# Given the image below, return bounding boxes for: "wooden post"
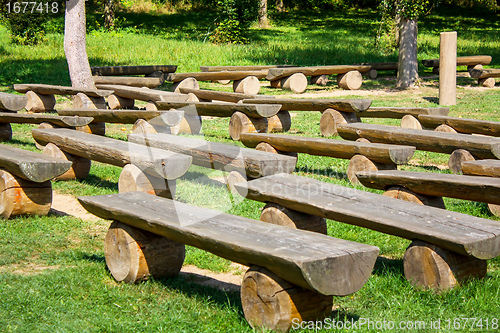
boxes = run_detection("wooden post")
[42,143,91,180]
[25,91,56,112]
[233,76,260,95]
[347,155,396,185]
[0,123,12,142]
[261,203,327,234]
[105,221,185,283]
[439,31,457,106]
[229,111,268,140]
[118,164,176,199]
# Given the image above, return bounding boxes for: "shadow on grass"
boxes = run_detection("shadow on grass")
[83,253,106,264]
[81,174,119,192]
[0,57,70,87]
[372,256,404,277]
[295,165,348,180]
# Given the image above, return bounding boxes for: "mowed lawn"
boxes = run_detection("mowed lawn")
[1,5,500,332]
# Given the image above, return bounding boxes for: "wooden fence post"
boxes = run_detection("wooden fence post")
[439,31,457,106]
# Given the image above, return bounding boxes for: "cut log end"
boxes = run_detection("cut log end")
[261,203,327,234]
[310,75,329,86]
[108,94,135,110]
[401,115,422,130]
[281,73,308,94]
[241,266,333,332]
[105,221,185,283]
[270,79,282,89]
[172,77,199,93]
[449,149,475,174]
[435,124,457,133]
[0,123,12,142]
[229,111,268,141]
[337,71,363,90]
[347,155,396,185]
[233,76,260,95]
[73,93,106,109]
[119,164,176,199]
[170,115,202,135]
[383,186,446,209]
[34,123,58,150]
[76,122,106,136]
[488,203,500,218]
[365,69,378,80]
[25,91,56,113]
[320,109,360,137]
[255,142,299,160]
[267,111,291,133]
[42,143,91,180]
[226,170,247,198]
[478,77,496,88]
[404,240,487,291]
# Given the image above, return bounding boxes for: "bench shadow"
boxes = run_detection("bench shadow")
[422,96,439,104]
[371,256,404,277]
[79,175,119,192]
[82,253,106,264]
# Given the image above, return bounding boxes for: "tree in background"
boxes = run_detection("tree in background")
[210,0,259,44]
[104,0,116,30]
[259,0,269,28]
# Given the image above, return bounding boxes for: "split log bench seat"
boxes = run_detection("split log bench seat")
[179,87,275,103]
[31,128,192,198]
[413,114,500,136]
[266,65,372,93]
[93,76,163,88]
[235,173,500,291]
[355,62,399,79]
[0,144,72,219]
[422,55,492,76]
[355,170,500,214]
[0,91,28,112]
[78,191,379,332]
[462,159,500,217]
[0,112,94,142]
[91,65,177,77]
[95,84,197,110]
[200,65,293,72]
[470,68,499,88]
[154,101,282,139]
[13,84,114,112]
[337,123,500,174]
[165,70,269,95]
[128,132,297,192]
[239,132,416,185]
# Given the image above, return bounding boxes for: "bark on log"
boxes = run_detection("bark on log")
[241,98,371,113]
[156,101,281,118]
[261,203,327,234]
[470,68,500,79]
[320,109,360,137]
[400,115,422,130]
[119,164,176,199]
[267,111,291,133]
[347,154,396,185]
[229,112,268,140]
[448,149,475,174]
[0,123,12,142]
[172,77,200,93]
[418,115,500,137]
[93,76,162,88]
[357,107,449,119]
[422,55,492,68]
[281,73,308,94]
[0,91,28,112]
[461,159,500,178]
[337,71,363,90]
[42,143,91,180]
[107,94,135,110]
[382,186,445,209]
[25,91,56,112]
[233,76,260,95]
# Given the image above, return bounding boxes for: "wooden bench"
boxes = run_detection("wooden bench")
[93,76,163,88]
[0,144,72,219]
[235,173,500,291]
[337,123,500,174]
[470,68,499,88]
[78,191,379,332]
[413,114,500,136]
[239,132,415,185]
[422,55,492,75]
[462,159,500,217]
[200,65,292,72]
[353,62,399,79]
[356,169,500,211]
[266,65,372,93]
[13,84,114,112]
[0,91,27,112]
[91,65,177,77]
[179,88,275,103]
[31,128,192,198]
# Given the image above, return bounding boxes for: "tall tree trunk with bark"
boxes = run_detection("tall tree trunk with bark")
[64,0,94,89]
[104,0,115,30]
[259,0,269,28]
[396,17,418,89]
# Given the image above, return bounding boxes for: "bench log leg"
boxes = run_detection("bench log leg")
[281,73,308,94]
[105,221,185,283]
[35,123,60,150]
[478,77,495,88]
[229,111,268,141]
[119,164,176,199]
[365,69,378,80]
[267,110,291,133]
[435,124,457,133]
[320,108,360,137]
[448,149,475,174]
[270,79,282,89]
[108,94,134,110]
[233,76,260,95]
[383,186,445,209]
[25,91,56,112]
[400,115,422,130]
[310,75,329,86]
[404,240,487,291]
[255,142,299,159]
[488,203,500,218]
[76,122,106,136]
[337,71,362,90]
[42,143,91,180]
[172,78,199,93]
[73,93,106,109]
[226,170,247,197]
[467,64,482,75]
[0,123,12,142]
[0,169,52,219]
[241,266,333,332]
[131,119,171,135]
[261,203,327,234]
[212,79,230,85]
[347,155,396,186]
[170,115,202,135]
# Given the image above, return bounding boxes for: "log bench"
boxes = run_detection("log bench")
[93,76,163,88]
[165,70,268,95]
[266,65,372,93]
[470,68,500,88]
[462,159,500,217]
[413,114,500,136]
[0,144,72,219]
[422,55,492,76]
[78,191,379,332]
[235,173,500,291]
[0,112,94,142]
[355,62,399,79]
[91,65,177,77]
[337,123,500,174]
[239,132,416,185]
[31,128,192,198]
[13,84,114,112]
[179,87,275,103]
[356,169,500,213]
[0,91,28,112]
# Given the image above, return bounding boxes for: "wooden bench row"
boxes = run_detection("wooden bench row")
[462,159,500,216]
[470,68,499,88]
[0,91,27,112]
[91,65,177,77]
[401,114,500,137]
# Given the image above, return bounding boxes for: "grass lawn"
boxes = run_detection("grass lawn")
[1,5,500,332]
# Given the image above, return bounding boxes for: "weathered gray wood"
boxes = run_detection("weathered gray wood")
[235,173,500,259]
[470,68,500,79]
[128,133,297,178]
[31,128,192,179]
[57,109,184,126]
[93,76,162,88]
[418,115,500,137]
[241,97,371,113]
[356,170,500,205]
[166,70,268,82]
[357,107,449,119]
[461,159,500,178]
[91,65,177,76]
[0,92,27,112]
[266,65,371,81]
[239,133,415,165]
[179,88,275,103]
[78,191,379,296]
[422,55,492,68]
[0,144,72,182]
[95,84,191,102]
[200,65,292,72]
[13,84,113,98]
[155,101,281,118]
[337,123,500,159]
[0,112,93,127]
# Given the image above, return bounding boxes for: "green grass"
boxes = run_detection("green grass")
[1,6,500,332]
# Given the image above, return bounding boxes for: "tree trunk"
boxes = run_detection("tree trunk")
[396,17,418,89]
[64,0,95,89]
[104,0,115,30]
[259,0,269,28]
